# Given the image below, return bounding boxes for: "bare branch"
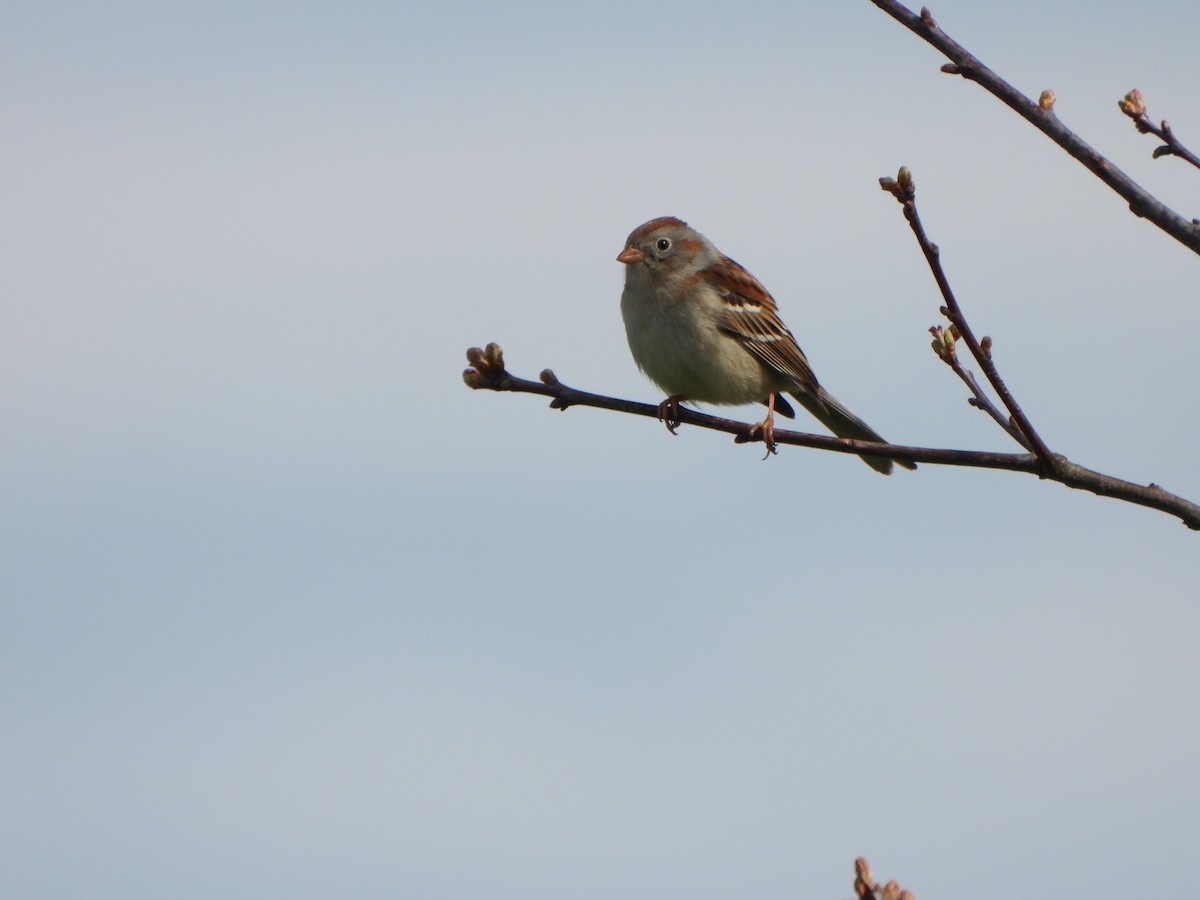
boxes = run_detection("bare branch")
[929,325,1032,451]
[880,167,1054,465]
[1119,89,1200,172]
[866,1,1200,255]
[463,345,1200,530]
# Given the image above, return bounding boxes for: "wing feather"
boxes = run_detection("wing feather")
[699,256,821,393]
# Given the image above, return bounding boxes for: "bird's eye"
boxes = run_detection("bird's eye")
[655,238,671,253]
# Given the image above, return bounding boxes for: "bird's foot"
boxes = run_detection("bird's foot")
[657,395,687,434]
[748,393,782,459]
[747,417,778,459]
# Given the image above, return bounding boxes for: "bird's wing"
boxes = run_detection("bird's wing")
[699,256,821,393]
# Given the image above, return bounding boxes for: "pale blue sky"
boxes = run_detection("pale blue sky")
[2,1,1198,897]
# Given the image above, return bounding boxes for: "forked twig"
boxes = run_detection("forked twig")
[1118,89,1200,172]
[880,167,1053,464]
[929,325,1031,451]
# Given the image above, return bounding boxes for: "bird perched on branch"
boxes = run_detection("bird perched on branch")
[617,216,914,474]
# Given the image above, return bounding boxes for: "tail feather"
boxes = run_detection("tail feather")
[790,388,916,475]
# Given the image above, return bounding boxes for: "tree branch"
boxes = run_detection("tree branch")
[929,324,1032,451]
[1118,89,1200,172]
[880,167,1054,464]
[866,1,1200,255]
[463,344,1200,530]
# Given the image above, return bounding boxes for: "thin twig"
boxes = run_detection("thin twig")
[1118,89,1200,172]
[463,345,1200,530]
[881,168,1055,466]
[866,1,1200,255]
[929,325,1032,451]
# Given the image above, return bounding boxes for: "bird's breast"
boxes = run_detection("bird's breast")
[620,281,774,405]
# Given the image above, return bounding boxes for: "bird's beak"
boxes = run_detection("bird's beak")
[616,245,644,265]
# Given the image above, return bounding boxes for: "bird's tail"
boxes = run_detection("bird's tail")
[790,388,916,475]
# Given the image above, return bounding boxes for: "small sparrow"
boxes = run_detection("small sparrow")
[617,216,915,474]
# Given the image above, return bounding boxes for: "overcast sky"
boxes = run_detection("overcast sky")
[3,1,1199,897]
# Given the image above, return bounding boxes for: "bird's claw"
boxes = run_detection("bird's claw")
[747,418,778,459]
[657,395,686,435]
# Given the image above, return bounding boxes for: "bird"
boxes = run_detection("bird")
[617,216,915,474]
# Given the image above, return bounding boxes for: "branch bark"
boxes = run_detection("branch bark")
[866,1,1200,255]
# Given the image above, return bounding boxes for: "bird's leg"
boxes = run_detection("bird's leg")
[748,393,779,457]
[657,395,686,434]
